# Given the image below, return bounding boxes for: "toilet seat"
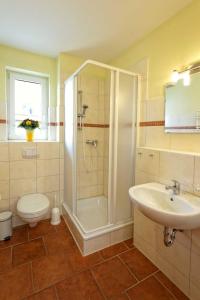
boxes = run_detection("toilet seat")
[17,193,49,219]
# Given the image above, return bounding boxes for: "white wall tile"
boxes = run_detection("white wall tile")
[194,156,200,192]
[37,159,59,177]
[135,171,156,185]
[146,127,171,149]
[10,178,36,198]
[0,143,9,161]
[10,160,36,179]
[134,147,199,297]
[37,142,59,159]
[136,148,159,176]
[138,127,146,147]
[139,101,147,122]
[146,98,164,121]
[59,159,64,175]
[60,175,64,191]
[59,142,64,158]
[134,213,190,297]
[0,180,9,199]
[0,162,9,180]
[45,191,60,209]
[0,140,62,225]
[0,124,7,141]
[9,142,36,161]
[159,151,194,187]
[0,199,9,211]
[37,175,59,193]
[190,281,200,300]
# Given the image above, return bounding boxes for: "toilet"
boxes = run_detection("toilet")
[17,193,50,228]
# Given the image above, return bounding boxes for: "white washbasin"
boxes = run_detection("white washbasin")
[129,182,200,230]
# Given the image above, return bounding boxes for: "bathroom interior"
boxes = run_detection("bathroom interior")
[0,0,200,299]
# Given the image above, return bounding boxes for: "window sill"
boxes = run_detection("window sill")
[1,140,59,143]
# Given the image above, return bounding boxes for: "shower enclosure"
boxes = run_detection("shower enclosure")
[63,60,139,254]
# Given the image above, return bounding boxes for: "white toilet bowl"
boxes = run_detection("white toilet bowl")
[17,193,50,227]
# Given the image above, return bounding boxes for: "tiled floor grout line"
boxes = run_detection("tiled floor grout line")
[41,235,48,256]
[153,274,181,300]
[28,265,108,300]
[28,231,56,242]
[125,290,132,300]
[0,220,189,300]
[89,269,107,300]
[27,228,30,241]
[100,246,131,261]
[98,249,105,261]
[117,255,139,283]
[2,225,132,278]
[0,228,29,250]
[124,269,160,293]
[89,247,134,270]
[54,285,60,300]
[30,261,35,294]
[10,245,13,266]
[29,276,70,296]
[36,265,105,295]
[122,241,129,250]
[0,241,15,249]
[28,264,104,297]
[90,254,115,268]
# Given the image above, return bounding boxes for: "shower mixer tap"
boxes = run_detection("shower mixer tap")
[86,139,98,147]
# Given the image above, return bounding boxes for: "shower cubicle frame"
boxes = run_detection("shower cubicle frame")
[63,59,140,246]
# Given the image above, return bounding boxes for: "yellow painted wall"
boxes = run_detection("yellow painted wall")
[0,44,57,106]
[58,53,109,86]
[111,0,200,97]
[111,0,200,152]
[58,53,85,84]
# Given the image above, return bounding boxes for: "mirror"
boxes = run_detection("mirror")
[165,71,200,133]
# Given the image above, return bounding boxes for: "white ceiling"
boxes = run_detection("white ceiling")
[0,0,192,61]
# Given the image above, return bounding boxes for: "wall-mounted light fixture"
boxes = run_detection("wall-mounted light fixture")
[171,62,200,86]
[171,70,179,83]
[171,69,190,86]
[183,70,190,86]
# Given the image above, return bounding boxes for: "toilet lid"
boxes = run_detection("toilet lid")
[17,193,50,217]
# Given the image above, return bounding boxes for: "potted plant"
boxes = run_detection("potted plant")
[18,119,39,142]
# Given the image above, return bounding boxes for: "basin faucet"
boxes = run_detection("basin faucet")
[165,180,180,195]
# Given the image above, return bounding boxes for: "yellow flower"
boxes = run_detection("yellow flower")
[26,120,31,126]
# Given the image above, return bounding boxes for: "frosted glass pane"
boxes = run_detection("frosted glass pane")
[64,77,76,212]
[115,73,136,222]
[15,80,42,119]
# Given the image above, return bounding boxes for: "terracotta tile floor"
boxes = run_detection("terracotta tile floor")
[0,218,189,300]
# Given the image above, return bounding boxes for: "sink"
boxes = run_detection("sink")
[129,182,200,230]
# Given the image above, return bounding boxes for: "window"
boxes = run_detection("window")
[7,70,49,140]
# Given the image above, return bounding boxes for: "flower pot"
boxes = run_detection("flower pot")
[26,130,34,142]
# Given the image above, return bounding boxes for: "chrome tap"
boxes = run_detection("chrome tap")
[86,139,98,148]
[165,180,180,195]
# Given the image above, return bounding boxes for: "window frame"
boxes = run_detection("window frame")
[7,70,49,140]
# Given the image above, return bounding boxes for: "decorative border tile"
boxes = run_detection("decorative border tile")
[140,121,165,127]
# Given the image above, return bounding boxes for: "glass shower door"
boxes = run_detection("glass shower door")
[64,76,77,212]
[114,72,137,223]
